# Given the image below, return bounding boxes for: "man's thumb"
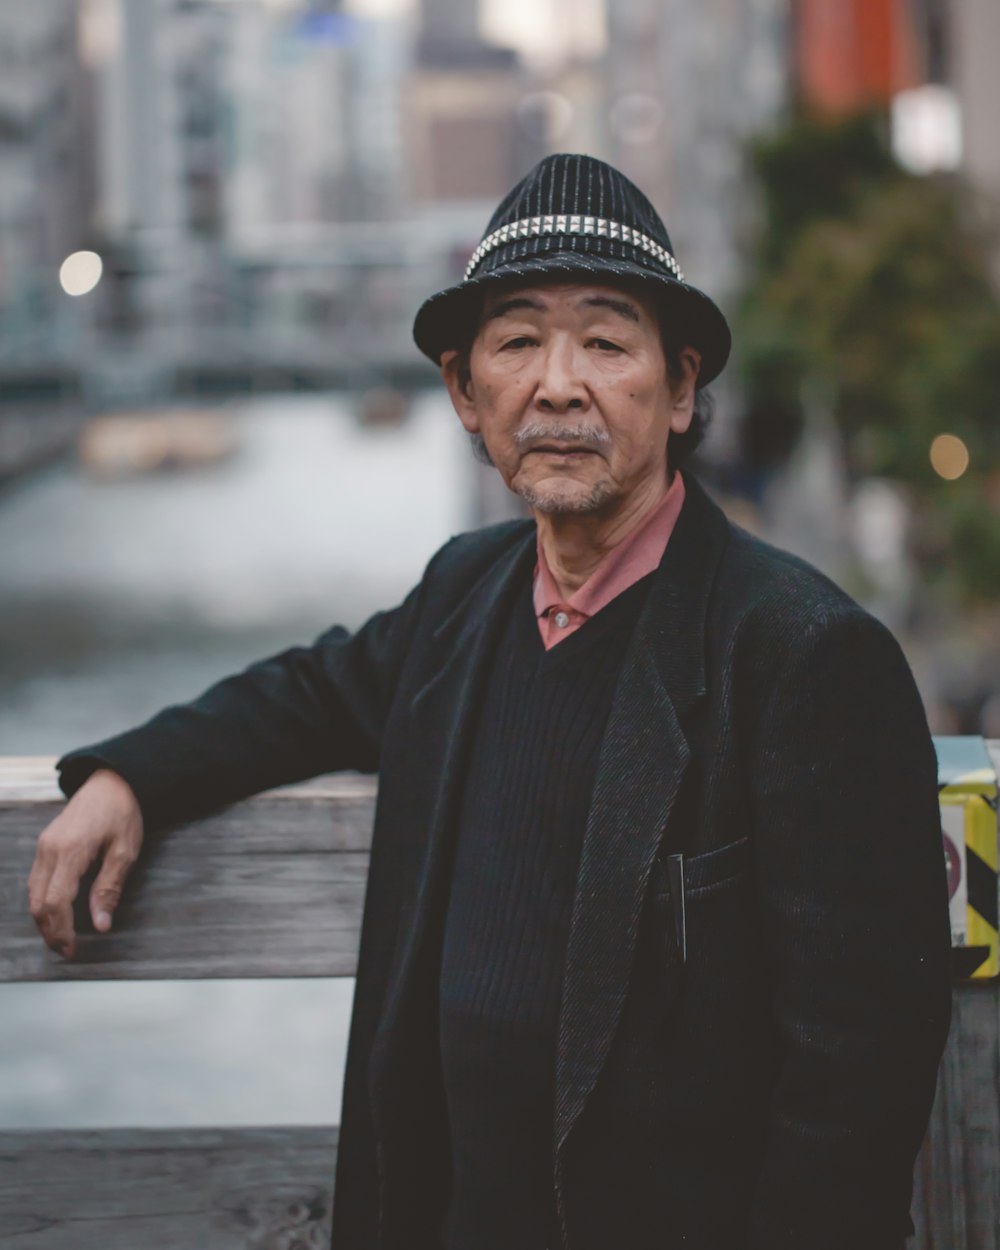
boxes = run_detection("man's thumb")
[90,871,124,933]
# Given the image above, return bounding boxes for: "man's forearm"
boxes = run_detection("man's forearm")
[57,583,425,831]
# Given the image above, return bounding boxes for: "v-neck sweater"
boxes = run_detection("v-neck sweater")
[437,559,654,1250]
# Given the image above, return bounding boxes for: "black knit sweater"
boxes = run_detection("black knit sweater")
[437,565,653,1250]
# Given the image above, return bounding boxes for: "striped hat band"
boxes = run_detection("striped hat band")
[466,215,685,283]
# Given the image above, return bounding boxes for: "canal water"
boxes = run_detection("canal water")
[0,392,474,1128]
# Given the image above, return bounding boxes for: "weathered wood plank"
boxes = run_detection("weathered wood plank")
[1,759,376,981]
[912,984,1000,1249]
[0,1126,337,1250]
[955,986,1000,1249]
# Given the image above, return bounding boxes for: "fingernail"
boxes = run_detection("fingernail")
[95,911,112,931]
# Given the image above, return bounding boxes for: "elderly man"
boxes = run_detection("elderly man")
[29,154,950,1250]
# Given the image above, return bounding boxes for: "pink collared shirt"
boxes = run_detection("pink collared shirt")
[532,470,686,649]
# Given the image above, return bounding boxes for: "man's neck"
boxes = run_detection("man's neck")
[534,472,674,597]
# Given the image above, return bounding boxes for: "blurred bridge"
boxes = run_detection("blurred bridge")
[0,216,481,486]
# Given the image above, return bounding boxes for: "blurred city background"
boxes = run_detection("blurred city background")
[2,0,998,1131]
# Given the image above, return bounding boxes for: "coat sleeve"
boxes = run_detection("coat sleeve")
[55,571,430,834]
[746,609,952,1250]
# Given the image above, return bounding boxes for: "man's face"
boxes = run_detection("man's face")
[441,281,700,517]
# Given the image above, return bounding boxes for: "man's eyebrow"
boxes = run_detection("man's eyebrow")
[580,296,640,322]
[480,293,642,324]
[483,296,546,323]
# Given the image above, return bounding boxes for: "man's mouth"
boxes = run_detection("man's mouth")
[528,444,598,457]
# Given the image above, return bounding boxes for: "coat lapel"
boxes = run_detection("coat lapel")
[553,470,730,1161]
[371,523,535,1064]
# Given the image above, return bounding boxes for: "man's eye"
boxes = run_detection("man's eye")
[591,338,623,352]
[501,336,535,349]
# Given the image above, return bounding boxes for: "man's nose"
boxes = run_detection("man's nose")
[535,341,588,413]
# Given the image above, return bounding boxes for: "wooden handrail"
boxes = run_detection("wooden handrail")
[1,759,377,982]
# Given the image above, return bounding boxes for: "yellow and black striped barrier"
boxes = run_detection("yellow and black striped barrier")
[935,736,999,979]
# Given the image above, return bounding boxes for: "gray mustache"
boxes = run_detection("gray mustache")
[513,422,611,450]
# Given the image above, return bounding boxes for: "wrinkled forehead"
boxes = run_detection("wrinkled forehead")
[477,276,661,327]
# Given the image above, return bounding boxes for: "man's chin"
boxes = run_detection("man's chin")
[514,477,616,516]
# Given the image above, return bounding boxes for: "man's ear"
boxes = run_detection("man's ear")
[668,346,702,435]
[440,350,481,435]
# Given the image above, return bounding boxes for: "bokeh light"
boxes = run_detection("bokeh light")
[58,250,103,297]
[930,433,970,480]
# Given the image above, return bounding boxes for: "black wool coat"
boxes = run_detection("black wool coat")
[58,468,952,1250]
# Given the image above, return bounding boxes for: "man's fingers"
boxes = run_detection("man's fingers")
[27,833,73,956]
[26,838,57,929]
[37,855,88,957]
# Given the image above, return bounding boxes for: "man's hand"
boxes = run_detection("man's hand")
[27,768,144,959]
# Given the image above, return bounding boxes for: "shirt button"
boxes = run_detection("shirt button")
[554,611,570,628]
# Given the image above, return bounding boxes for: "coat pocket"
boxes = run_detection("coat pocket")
[681,834,751,897]
[649,834,751,925]
[649,835,752,980]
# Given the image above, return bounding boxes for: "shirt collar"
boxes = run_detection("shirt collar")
[532,469,687,622]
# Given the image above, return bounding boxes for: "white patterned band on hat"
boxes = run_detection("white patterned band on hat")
[464,215,686,283]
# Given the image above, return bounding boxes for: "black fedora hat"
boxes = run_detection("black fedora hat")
[412,152,731,387]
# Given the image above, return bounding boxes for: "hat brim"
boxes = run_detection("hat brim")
[412,253,731,388]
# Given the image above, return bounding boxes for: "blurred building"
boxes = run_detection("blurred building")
[604,0,789,304]
[419,0,483,60]
[96,0,228,241]
[601,0,790,466]
[76,0,436,392]
[0,3,95,344]
[406,0,524,204]
[946,0,1000,275]
[224,5,411,233]
[792,0,920,113]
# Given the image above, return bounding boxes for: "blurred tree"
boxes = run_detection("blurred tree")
[737,110,1000,605]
